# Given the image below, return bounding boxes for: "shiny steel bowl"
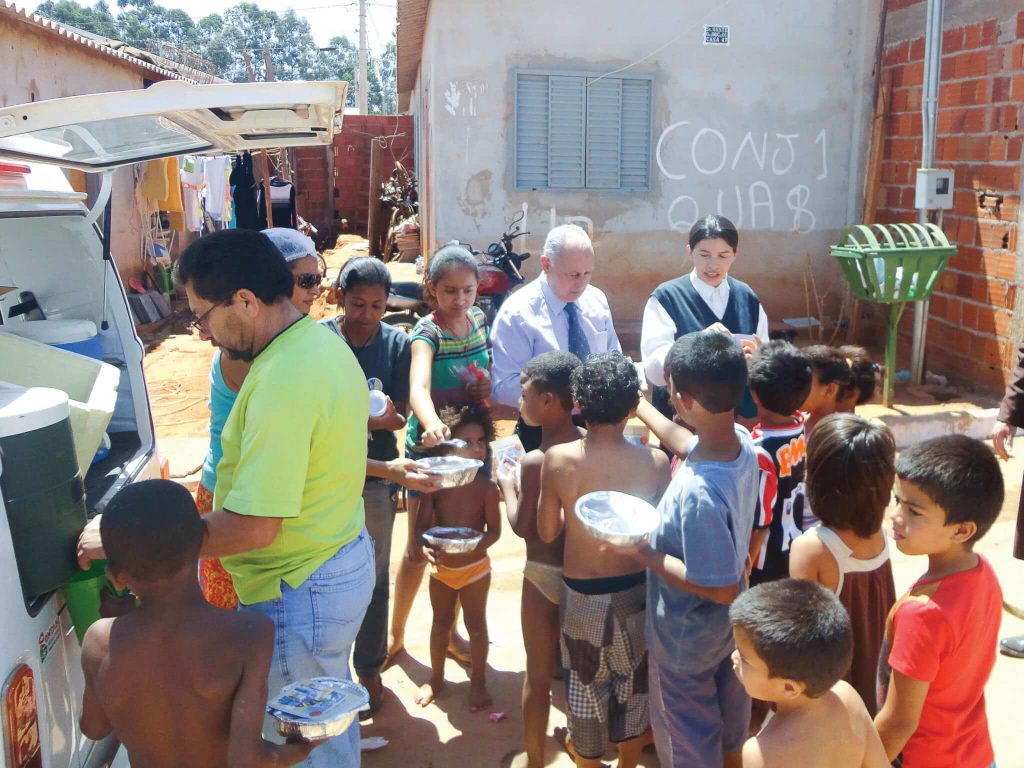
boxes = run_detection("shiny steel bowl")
[270,679,368,741]
[415,456,483,488]
[423,526,484,553]
[574,491,660,547]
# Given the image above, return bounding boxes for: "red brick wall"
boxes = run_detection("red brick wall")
[874,7,1023,392]
[292,115,415,239]
[293,145,332,234]
[331,115,415,234]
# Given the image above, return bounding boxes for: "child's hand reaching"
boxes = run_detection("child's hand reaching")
[465,366,491,401]
[419,421,452,447]
[495,458,519,495]
[421,545,439,565]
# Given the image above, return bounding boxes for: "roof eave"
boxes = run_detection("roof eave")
[396,0,429,112]
[0,0,200,83]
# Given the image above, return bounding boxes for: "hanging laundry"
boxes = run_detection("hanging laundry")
[140,159,169,201]
[230,152,261,230]
[180,156,205,233]
[203,155,231,222]
[156,157,186,232]
[258,176,298,229]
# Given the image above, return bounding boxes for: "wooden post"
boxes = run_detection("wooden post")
[848,69,892,344]
[366,139,389,256]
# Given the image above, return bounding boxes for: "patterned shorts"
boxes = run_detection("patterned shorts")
[560,579,649,760]
[195,484,238,611]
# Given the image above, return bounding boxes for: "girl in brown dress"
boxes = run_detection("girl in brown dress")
[790,413,897,716]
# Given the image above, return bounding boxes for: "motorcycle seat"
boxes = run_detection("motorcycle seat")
[390,281,423,300]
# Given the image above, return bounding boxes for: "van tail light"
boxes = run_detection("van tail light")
[2,664,43,768]
[0,163,30,176]
[159,457,171,480]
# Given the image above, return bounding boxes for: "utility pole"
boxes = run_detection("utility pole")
[244,48,275,229]
[358,0,368,114]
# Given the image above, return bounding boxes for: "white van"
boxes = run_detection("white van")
[0,80,344,768]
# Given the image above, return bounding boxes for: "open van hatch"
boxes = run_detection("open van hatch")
[0,80,346,171]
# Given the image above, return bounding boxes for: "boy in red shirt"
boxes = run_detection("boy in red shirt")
[876,435,1004,768]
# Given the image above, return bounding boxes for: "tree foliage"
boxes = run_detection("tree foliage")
[33,0,396,112]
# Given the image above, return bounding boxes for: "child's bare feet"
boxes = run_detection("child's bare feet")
[468,683,492,712]
[415,679,443,707]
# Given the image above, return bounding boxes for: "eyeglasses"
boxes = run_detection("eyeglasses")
[294,272,325,290]
[186,300,229,334]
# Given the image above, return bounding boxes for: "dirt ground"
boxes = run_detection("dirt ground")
[143,236,1023,767]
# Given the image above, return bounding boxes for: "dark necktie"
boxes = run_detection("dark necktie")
[565,302,591,360]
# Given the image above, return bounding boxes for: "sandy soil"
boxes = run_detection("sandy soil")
[143,235,1023,768]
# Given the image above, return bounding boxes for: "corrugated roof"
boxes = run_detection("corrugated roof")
[396,0,428,112]
[0,0,199,83]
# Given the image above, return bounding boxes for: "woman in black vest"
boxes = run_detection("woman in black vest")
[640,214,768,419]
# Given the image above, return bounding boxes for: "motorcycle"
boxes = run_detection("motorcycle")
[383,211,531,332]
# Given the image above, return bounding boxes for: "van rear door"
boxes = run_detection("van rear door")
[0,80,346,170]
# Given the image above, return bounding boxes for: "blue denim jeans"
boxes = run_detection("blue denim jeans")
[241,528,375,768]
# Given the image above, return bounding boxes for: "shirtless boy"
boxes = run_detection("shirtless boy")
[414,404,502,711]
[497,351,584,768]
[79,480,319,768]
[538,352,671,768]
[729,578,888,768]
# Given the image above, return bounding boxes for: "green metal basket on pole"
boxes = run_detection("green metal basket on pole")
[830,223,956,406]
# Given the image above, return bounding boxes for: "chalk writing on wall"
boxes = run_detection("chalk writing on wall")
[444,80,488,117]
[511,202,594,251]
[656,123,829,233]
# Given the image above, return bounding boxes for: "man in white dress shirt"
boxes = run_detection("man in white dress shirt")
[490,224,620,448]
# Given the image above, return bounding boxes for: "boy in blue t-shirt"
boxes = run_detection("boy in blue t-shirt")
[608,332,761,768]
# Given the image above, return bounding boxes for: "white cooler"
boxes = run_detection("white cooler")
[0,333,119,474]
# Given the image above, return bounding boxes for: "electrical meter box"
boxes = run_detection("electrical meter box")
[914,168,954,210]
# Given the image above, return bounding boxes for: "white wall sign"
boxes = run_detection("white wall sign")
[704,25,730,45]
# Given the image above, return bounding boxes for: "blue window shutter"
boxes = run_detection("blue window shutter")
[585,78,622,189]
[619,78,652,190]
[515,73,549,189]
[547,76,586,188]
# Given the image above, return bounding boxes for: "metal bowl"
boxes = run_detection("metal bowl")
[269,678,368,741]
[423,526,484,553]
[574,491,660,547]
[415,456,483,488]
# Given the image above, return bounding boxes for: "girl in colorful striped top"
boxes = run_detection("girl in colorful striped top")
[405,245,492,451]
[389,245,492,665]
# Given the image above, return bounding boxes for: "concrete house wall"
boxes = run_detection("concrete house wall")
[407,0,885,349]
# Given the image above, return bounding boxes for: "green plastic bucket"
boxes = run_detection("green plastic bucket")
[63,562,107,643]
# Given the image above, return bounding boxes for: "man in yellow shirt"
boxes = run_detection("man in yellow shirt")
[188,230,376,766]
[180,230,372,767]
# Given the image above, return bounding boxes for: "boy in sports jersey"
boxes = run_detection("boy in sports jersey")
[746,341,812,586]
